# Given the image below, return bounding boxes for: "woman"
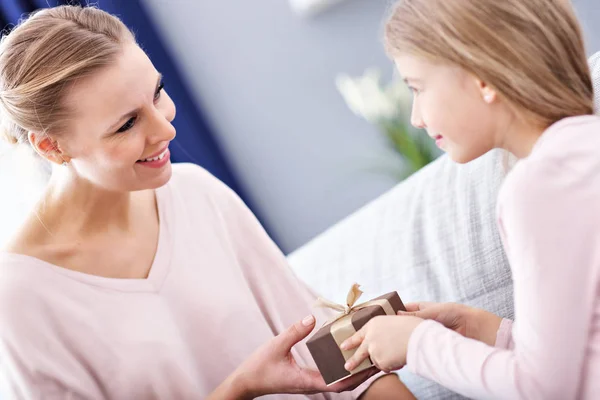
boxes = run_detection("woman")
[0,5,411,399]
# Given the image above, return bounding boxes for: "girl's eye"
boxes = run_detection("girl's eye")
[154,81,164,101]
[117,116,137,133]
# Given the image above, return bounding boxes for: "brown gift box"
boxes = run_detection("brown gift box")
[306,285,406,385]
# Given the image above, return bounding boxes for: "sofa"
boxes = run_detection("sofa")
[288,149,516,399]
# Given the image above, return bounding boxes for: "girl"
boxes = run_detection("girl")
[342,0,600,399]
[0,5,412,399]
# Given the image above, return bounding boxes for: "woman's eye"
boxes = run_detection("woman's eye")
[154,81,165,101]
[117,117,137,133]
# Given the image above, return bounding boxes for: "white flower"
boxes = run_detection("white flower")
[385,75,413,120]
[335,68,412,123]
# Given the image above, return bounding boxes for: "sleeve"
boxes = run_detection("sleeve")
[213,180,384,400]
[494,318,514,350]
[406,160,599,399]
[0,317,98,400]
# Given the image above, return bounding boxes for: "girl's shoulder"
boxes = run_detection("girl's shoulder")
[499,115,600,212]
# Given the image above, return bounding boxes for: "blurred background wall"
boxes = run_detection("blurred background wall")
[142,0,600,252]
[1,0,598,253]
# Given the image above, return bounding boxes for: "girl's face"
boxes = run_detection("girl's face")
[394,53,506,163]
[37,42,177,192]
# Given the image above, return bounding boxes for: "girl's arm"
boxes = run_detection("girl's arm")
[405,158,598,399]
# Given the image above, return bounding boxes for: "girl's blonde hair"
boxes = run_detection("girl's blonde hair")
[0,5,135,145]
[384,0,594,127]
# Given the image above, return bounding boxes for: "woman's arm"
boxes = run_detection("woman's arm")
[205,372,249,400]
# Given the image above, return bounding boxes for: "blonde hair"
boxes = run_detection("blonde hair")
[384,0,594,128]
[0,5,135,146]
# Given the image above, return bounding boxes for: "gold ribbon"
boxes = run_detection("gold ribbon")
[314,283,396,385]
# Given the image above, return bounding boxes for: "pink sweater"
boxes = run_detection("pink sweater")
[0,164,373,399]
[407,115,600,399]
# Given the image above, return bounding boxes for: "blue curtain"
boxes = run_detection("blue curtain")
[0,0,276,241]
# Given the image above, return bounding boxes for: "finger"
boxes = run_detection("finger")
[344,341,370,372]
[397,310,418,316]
[404,302,435,312]
[340,329,365,351]
[275,315,316,354]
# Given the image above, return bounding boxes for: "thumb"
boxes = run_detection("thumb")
[404,302,436,312]
[399,302,441,319]
[275,315,316,354]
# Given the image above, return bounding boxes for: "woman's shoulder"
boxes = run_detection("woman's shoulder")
[164,162,247,214]
[0,253,51,323]
[169,162,220,186]
[168,163,235,197]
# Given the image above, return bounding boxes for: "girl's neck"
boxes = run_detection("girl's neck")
[499,115,548,159]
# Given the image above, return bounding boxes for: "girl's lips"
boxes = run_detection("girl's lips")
[434,135,444,147]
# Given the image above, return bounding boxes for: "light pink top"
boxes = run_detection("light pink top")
[0,164,372,399]
[407,115,600,399]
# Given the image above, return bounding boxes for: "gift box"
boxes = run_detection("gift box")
[306,284,406,385]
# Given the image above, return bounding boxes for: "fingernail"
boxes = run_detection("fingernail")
[344,361,352,371]
[302,315,315,326]
[340,341,348,350]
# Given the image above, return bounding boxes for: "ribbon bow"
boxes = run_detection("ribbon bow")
[314,283,370,326]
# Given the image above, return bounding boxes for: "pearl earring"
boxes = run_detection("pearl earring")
[484,94,494,103]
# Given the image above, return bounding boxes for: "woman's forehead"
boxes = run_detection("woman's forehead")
[64,44,158,128]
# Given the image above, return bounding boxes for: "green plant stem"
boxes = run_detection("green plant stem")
[381,122,432,177]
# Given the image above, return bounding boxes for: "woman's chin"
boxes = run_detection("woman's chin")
[148,163,173,189]
[129,162,173,192]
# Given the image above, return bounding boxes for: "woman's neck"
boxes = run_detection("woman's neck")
[38,168,150,238]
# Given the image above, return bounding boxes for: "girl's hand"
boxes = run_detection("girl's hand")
[340,315,423,373]
[231,315,378,399]
[401,302,503,346]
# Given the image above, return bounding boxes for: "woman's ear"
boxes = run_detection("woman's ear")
[28,131,70,165]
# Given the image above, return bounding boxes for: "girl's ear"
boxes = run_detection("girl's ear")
[475,78,497,104]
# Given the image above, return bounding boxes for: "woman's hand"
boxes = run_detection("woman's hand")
[400,302,503,346]
[214,315,379,400]
[340,315,424,373]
